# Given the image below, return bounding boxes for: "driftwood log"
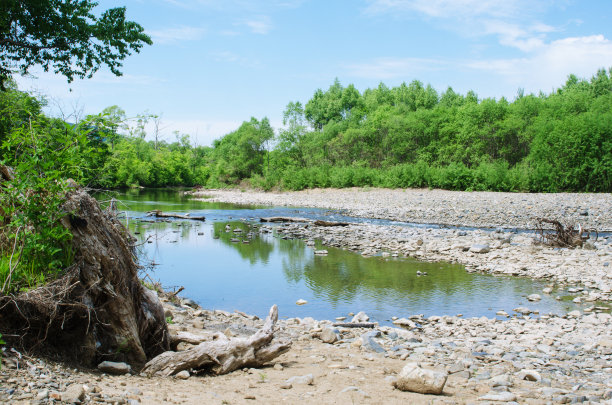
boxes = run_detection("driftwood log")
[146,210,206,221]
[260,217,309,223]
[143,305,291,376]
[314,220,350,227]
[333,322,376,328]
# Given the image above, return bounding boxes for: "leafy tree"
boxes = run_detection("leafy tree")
[0,0,152,89]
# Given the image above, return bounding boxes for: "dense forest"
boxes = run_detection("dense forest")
[1,68,611,195]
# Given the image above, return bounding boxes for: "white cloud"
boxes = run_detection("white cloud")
[242,16,273,34]
[148,26,206,44]
[345,57,449,79]
[466,35,612,93]
[211,51,261,68]
[364,0,554,53]
[364,0,530,20]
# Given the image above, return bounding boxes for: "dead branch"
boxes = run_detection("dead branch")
[142,305,291,376]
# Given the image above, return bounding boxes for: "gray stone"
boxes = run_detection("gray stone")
[182,298,198,308]
[489,374,513,387]
[175,370,190,380]
[392,362,447,395]
[517,369,541,382]
[61,384,85,403]
[361,331,385,353]
[527,294,542,302]
[286,374,314,385]
[479,391,517,401]
[351,311,370,323]
[320,327,338,344]
[470,244,490,254]
[296,299,308,305]
[97,361,131,375]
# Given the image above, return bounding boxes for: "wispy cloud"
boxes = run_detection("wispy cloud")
[211,51,262,68]
[345,57,449,79]
[364,0,554,53]
[466,35,612,92]
[364,0,531,20]
[148,26,206,44]
[240,16,273,34]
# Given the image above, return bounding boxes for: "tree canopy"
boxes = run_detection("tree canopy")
[0,0,152,89]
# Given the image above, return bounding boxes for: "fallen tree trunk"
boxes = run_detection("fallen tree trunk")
[147,210,206,221]
[260,217,309,223]
[314,220,350,227]
[143,305,291,376]
[333,322,376,328]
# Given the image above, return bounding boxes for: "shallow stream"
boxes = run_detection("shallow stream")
[99,189,578,324]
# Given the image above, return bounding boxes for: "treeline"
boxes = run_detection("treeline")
[1,69,611,193]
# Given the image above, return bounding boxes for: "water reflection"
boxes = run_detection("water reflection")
[99,189,579,322]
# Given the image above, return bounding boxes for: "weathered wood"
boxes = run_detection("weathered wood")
[332,322,377,328]
[169,331,220,350]
[146,210,206,221]
[260,217,309,223]
[314,220,350,227]
[142,305,291,376]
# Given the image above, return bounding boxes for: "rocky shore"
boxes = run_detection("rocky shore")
[1,188,611,404]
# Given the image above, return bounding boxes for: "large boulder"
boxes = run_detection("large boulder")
[393,362,448,395]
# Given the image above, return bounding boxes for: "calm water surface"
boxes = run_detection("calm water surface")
[99,189,578,323]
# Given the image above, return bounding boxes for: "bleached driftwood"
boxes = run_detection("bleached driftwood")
[169,331,219,350]
[143,305,291,376]
[146,210,206,221]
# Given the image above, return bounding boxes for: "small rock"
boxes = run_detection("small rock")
[351,311,370,323]
[286,374,314,385]
[175,370,190,380]
[97,361,132,375]
[314,250,328,255]
[470,244,490,254]
[392,318,416,329]
[517,369,542,382]
[320,327,338,344]
[36,389,49,400]
[279,382,292,389]
[393,362,447,395]
[61,384,85,403]
[527,294,542,302]
[296,299,308,306]
[567,310,581,318]
[182,298,198,308]
[361,331,385,353]
[479,391,517,401]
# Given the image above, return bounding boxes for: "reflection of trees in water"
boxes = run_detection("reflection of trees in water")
[280,246,518,307]
[213,222,274,265]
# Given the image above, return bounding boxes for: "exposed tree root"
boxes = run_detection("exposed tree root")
[535,217,598,248]
[143,305,291,377]
[0,188,170,368]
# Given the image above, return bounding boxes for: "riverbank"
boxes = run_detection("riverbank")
[1,188,611,404]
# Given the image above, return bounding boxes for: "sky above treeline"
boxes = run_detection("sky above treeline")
[15,0,612,146]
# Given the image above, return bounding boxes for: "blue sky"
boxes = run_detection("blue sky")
[15,0,612,146]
